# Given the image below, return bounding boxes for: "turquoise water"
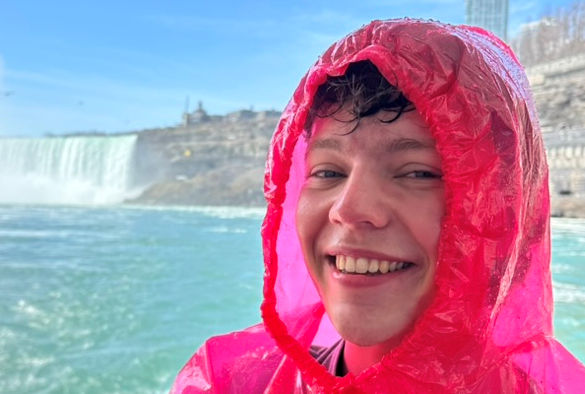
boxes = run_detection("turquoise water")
[550,218,585,360]
[0,206,583,393]
[0,205,264,394]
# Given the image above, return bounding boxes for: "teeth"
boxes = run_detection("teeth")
[334,255,411,275]
[379,260,389,274]
[345,256,356,273]
[336,255,345,271]
[356,258,368,273]
[368,259,379,273]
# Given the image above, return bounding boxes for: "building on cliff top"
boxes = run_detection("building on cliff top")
[182,100,210,126]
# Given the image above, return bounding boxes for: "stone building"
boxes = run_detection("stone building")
[182,101,210,126]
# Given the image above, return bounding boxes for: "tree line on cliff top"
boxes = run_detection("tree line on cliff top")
[511,0,585,66]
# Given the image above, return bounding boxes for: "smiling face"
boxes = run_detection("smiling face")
[296,107,444,350]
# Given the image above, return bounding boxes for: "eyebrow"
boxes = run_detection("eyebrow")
[308,138,342,152]
[385,138,435,153]
[307,137,435,155]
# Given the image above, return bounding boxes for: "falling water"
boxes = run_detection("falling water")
[0,134,138,204]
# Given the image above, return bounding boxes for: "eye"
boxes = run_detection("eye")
[403,170,442,179]
[311,169,345,179]
[396,169,443,180]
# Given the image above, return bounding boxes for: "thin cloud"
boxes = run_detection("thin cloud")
[3,66,253,135]
[144,12,283,39]
[8,68,186,104]
[290,9,364,28]
[146,13,232,31]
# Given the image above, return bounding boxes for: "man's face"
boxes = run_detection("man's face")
[296,107,444,348]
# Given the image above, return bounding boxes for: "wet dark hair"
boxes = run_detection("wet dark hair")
[304,60,414,136]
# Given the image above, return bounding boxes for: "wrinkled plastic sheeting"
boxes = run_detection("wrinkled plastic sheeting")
[172,19,585,393]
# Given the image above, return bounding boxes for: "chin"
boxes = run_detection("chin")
[330,307,411,348]
[340,324,408,347]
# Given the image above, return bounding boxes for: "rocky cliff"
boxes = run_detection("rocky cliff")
[527,55,585,217]
[527,55,585,131]
[127,109,278,206]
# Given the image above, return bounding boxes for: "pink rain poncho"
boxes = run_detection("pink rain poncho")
[172,19,585,393]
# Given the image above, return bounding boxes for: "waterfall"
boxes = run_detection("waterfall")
[0,134,138,205]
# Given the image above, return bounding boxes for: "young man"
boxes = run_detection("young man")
[297,60,443,377]
[172,20,585,392]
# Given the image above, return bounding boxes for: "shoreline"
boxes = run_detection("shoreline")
[3,199,584,219]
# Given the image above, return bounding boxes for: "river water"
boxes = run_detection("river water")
[0,205,583,393]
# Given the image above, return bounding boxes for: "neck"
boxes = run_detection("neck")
[343,336,402,375]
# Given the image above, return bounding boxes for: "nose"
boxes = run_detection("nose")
[328,171,393,228]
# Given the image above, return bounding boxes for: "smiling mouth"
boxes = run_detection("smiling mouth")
[331,255,414,275]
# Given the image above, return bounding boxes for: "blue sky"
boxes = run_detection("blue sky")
[0,0,577,136]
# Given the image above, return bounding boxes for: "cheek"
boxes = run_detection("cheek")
[408,190,445,260]
[430,191,445,243]
[295,190,320,256]
[296,188,332,234]
[295,190,332,277]
[426,198,444,242]
[295,192,310,242]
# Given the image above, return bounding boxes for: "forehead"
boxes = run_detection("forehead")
[307,109,436,155]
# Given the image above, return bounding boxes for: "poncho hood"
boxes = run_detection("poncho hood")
[173,19,585,393]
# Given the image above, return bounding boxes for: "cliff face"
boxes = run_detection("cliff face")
[127,110,278,206]
[526,56,585,217]
[527,55,585,131]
